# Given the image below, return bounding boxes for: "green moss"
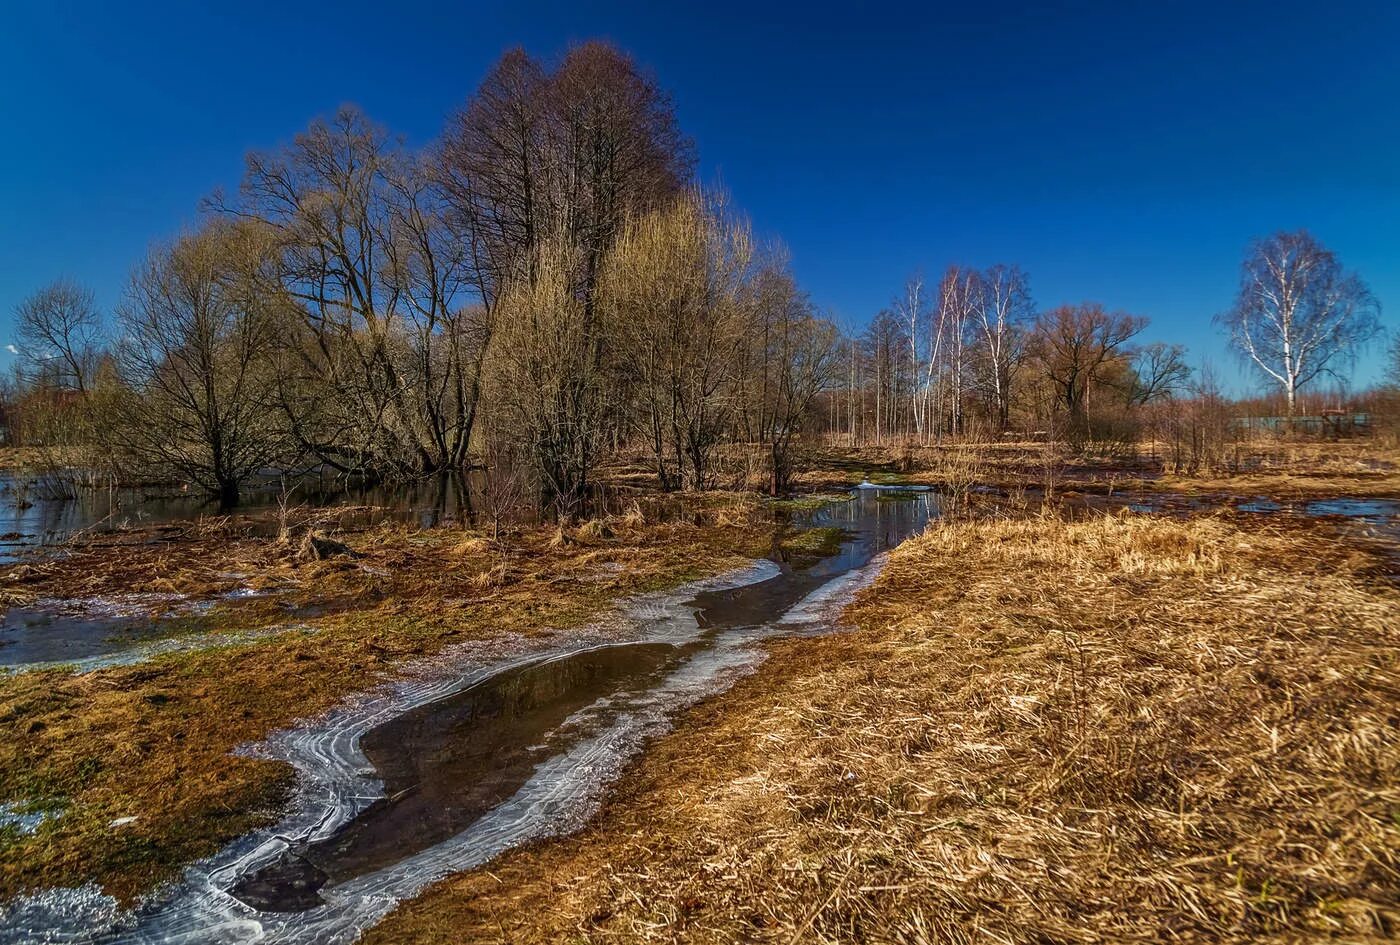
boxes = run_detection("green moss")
[766,493,852,512]
[780,526,845,558]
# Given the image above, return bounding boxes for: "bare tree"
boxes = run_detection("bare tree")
[749,263,839,493]
[1034,303,1147,428]
[894,274,929,438]
[13,279,103,394]
[601,190,750,489]
[115,221,289,506]
[1127,342,1191,406]
[860,311,907,445]
[934,267,978,438]
[1217,230,1380,416]
[971,264,1034,430]
[437,48,551,310]
[222,106,480,478]
[485,238,607,518]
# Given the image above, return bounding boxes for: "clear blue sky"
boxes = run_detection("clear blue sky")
[2,0,1397,391]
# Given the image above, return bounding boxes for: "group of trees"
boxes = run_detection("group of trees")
[819,229,1382,448]
[6,43,840,512]
[826,267,1190,444]
[6,43,1388,509]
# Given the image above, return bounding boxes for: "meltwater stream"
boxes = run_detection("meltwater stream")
[2,488,934,945]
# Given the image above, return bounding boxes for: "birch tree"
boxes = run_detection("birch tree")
[972,264,1033,430]
[934,267,978,437]
[894,274,929,438]
[1218,230,1380,416]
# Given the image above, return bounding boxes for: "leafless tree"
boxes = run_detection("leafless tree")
[934,267,978,438]
[115,220,290,506]
[1034,303,1147,428]
[971,264,1033,430]
[221,106,480,478]
[1127,342,1191,405]
[601,190,751,489]
[485,238,608,518]
[1217,230,1380,416]
[748,262,839,493]
[13,279,104,394]
[860,311,907,445]
[894,274,929,438]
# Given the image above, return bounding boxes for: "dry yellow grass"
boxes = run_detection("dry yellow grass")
[798,440,1400,501]
[368,511,1400,944]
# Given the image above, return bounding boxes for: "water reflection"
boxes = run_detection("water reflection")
[227,488,933,913]
[0,472,493,558]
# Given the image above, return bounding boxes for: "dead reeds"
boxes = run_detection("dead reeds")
[367,511,1400,944]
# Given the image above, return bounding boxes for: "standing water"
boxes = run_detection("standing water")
[1,488,934,945]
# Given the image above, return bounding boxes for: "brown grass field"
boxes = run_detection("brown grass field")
[0,501,771,901]
[367,510,1400,944]
[796,439,1400,500]
[2,442,1399,940]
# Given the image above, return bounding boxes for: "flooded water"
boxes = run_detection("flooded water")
[0,604,169,668]
[1238,496,1400,524]
[0,472,489,560]
[228,643,683,911]
[225,490,933,915]
[0,489,933,943]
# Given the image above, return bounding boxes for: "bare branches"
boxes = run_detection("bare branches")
[114,220,291,506]
[1033,303,1147,430]
[13,279,104,395]
[1217,230,1381,415]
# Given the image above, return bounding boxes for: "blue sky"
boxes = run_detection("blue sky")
[2,0,1397,390]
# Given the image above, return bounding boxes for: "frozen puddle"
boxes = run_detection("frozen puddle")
[1,489,932,944]
[0,589,278,674]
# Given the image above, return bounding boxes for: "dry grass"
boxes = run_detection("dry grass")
[0,506,772,902]
[798,440,1400,502]
[368,511,1400,944]
[1143,441,1400,498]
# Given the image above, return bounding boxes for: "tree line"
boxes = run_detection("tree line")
[815,230,1382,449]
[6,44,1387,511]
[6,43,839,513]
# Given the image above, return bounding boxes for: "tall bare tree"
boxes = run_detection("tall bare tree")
[748,262,839,493]
[1217,230,1380,415]
[601,191,751,489]
[1035,303,1146,428]
[486,238,609,518]
[971,264,1033,430]
[894,274,929,438]
[115,221,288,506]
[14,279,103,394]
[934,267,978,437]
[224,106,480,477]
